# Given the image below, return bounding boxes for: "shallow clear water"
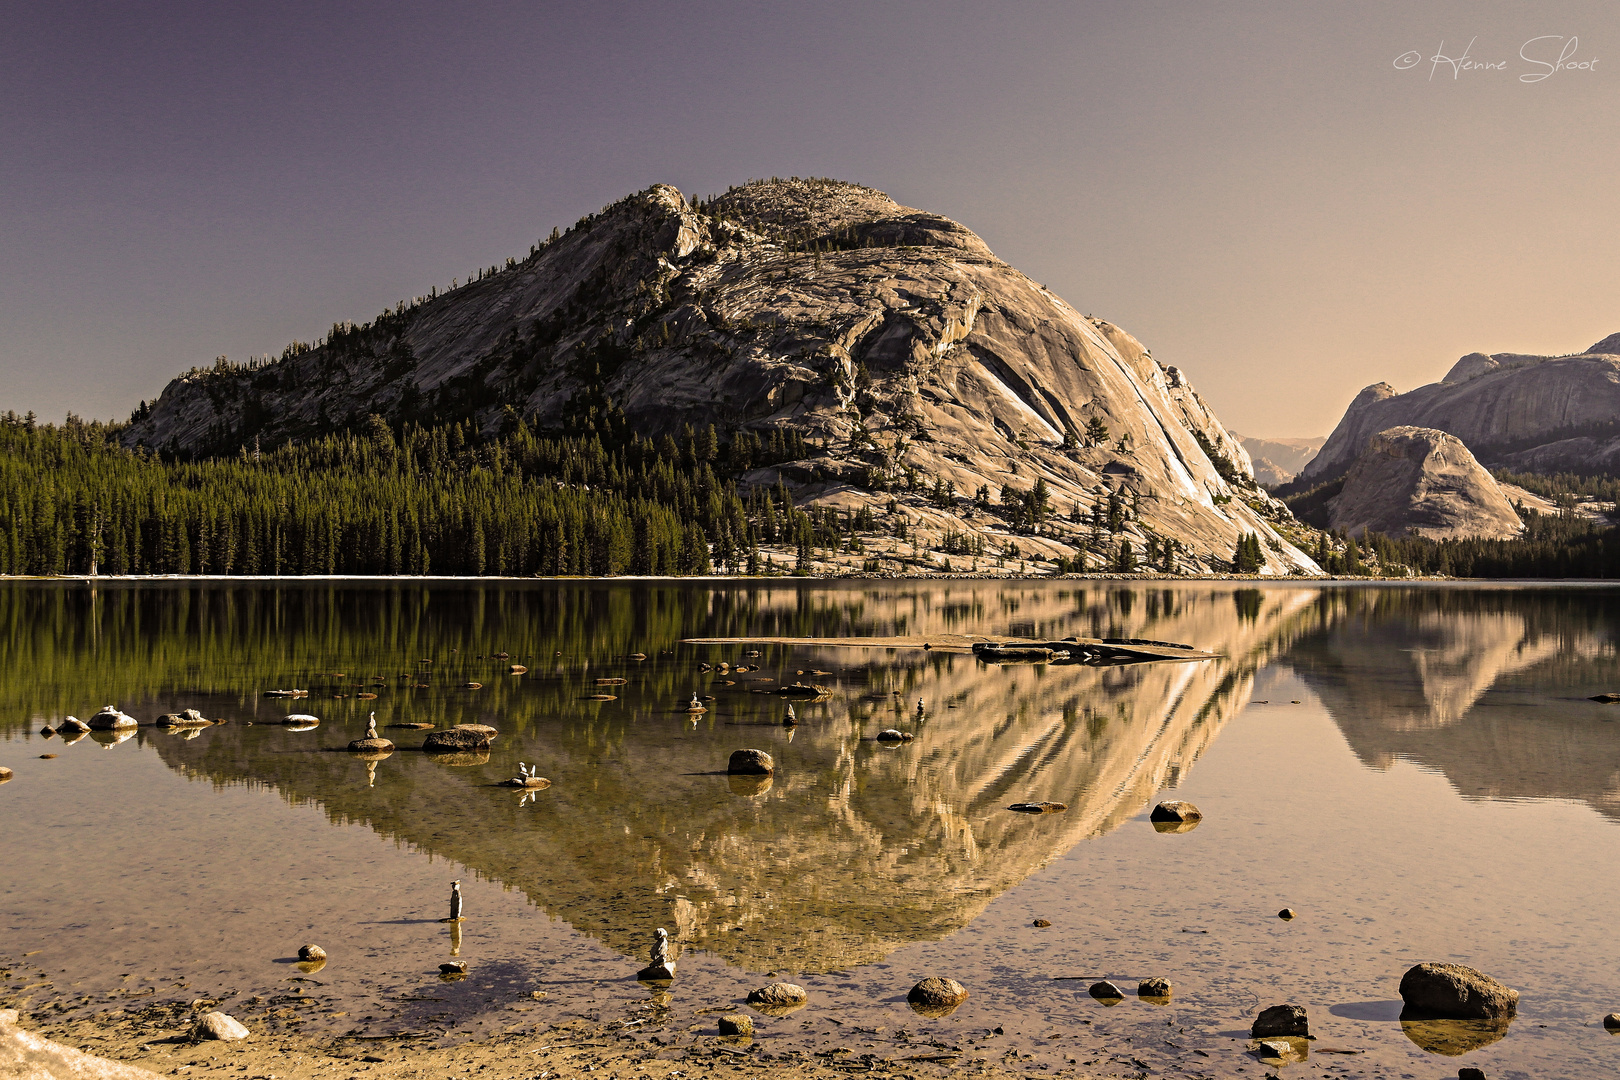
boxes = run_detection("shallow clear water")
[3,580,1620,1078]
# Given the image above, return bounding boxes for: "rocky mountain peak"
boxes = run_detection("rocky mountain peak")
[1327,426,1523,541]
[120,177,1319,575]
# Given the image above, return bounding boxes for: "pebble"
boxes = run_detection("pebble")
[717,1014,753,1037]
[1278,908,1296,920]
[0,767,12,781]
[297,944,326,962]
[439,961,468,974]
[1149,800,1202,822]
[1032,919,1051,927]
[1604,1013,1620,1030]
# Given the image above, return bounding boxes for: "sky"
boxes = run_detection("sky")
[3,0,1616,439]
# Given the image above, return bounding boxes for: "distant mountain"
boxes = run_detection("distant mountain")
[1236,433,1324,487]
[121,177,1319,575]
[1297,334,1620,486]
[1323,426,1523,540]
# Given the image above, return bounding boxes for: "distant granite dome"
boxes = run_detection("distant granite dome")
[1301,334,1620,485]
[123,177,1318,574]
[1327,426,1524,541]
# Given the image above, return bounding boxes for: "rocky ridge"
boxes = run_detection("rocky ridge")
[1300,334,1620,485]
[1238,434,1324,488]
[124,178,1317,574]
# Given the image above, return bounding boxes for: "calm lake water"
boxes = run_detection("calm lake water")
[3,580,1620,1079]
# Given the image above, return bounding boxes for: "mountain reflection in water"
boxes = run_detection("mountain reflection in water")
[5,580,1620,981]
[2,580,1312,972]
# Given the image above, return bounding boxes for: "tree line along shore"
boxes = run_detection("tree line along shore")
[4,410,1620,580]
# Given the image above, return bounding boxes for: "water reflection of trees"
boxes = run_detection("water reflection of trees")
[0,580,1328,973]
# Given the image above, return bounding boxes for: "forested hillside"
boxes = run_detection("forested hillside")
[0,410,832,577]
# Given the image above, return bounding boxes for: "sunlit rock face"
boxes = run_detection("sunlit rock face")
[121,178,1316,574]
[1302,334,1620,484]
[1326,427,1524,541]
[127,581,1319,973]
[1284,589,1620,820]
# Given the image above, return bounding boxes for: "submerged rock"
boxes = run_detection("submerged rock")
[717,1014,753,1037]
[423,728,491,752]
[191,1011,250,1041]
[907,977,969,1018]
[747,982,808,1016]
[1252,1003,1309,1038]
[1399,1016,1511,1056]
[876,729,913,742]
[1399,963,1519,1019]
[728,749,774,775]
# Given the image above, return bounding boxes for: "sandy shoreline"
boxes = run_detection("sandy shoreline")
[2,1000,1080,1080]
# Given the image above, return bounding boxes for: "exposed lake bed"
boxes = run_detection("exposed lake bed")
[4,580,1620,1078]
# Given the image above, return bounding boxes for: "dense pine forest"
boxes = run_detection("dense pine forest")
[0,410,838,577]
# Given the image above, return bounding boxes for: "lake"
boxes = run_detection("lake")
[3,579,1619,1079]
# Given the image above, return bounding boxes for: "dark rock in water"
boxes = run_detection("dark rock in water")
[454,723,498,738]
[423,728,491,752]
[439,961,467,974]
[747,982,808,1016]
[1399,1017,1511,1055]
[775,683,829,698]
[348,737,395,752]
[1008,801,1067,813]
[298,944,326,962]
[57,717,90,733]
[906,977,969,1017]
[1089,981,1125,1002]
[728,749,774,775]
[728,773,773,797]
[1032,919,1051,927]
[1150,800,1202,822]
[717,1014,753,1037]
[1458,1068,1487,1080]
[1399,963,1519,1019]
[1605,1012,1620,1030]
[38,726,56,737]
[500,776,551,789]
[1278,908,1296,920]
[1592,693,1620,703]
[876,729,913,742]
[1252,1003,1309,1038]
[1138,978,1173,1000]
[636,962,675,981]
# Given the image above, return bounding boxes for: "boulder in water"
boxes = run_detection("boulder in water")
[746,982,808,1016]
[1150,800,1202,823]
[1138,977,1173,1001]
[88,707,137,730]
[1251,1004,1309,1038]
[717,1014,753,1036]
[1089,981,1125,1003]
[1399,962,1518,1019]
[348,737,395,752]
[423,728,491,752]
[298,944,326,961]
[728,749,774,775]
[906,977,970,1017]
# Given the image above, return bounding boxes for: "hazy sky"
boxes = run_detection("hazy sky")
[4,1,1615,438]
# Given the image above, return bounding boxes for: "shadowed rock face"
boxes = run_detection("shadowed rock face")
[1326,427,1523,540]
[119,178,1316,574]
[1302,334,1620,484]
[129,581,1320,973]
